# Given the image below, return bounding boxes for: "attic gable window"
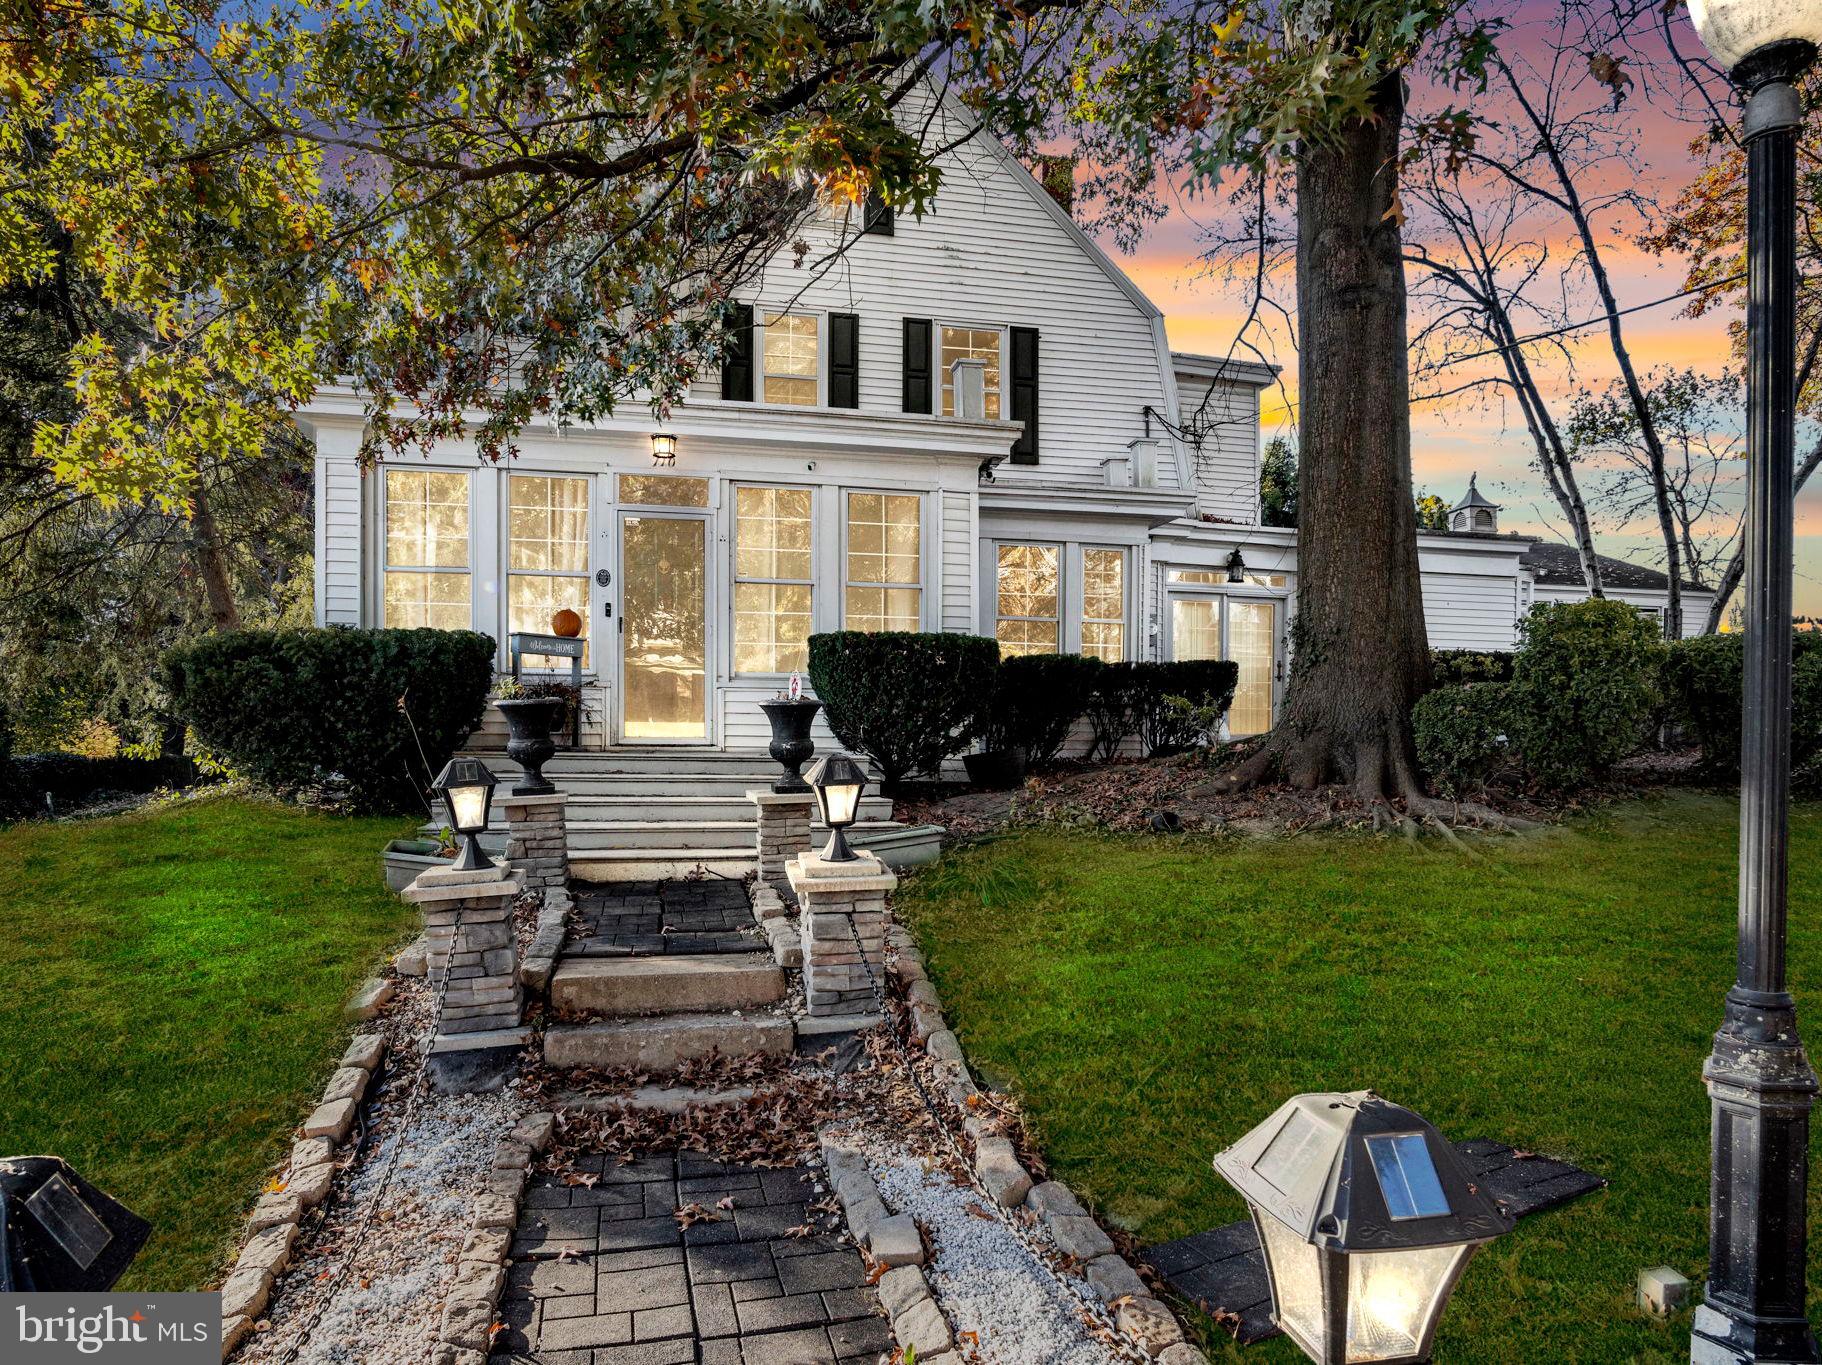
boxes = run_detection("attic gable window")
[763,311,819,406]
[940,326,1001,419]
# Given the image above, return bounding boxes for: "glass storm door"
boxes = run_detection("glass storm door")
[1169,595,1280,738]
[1226,600,1278,738]
[618,512,709,742]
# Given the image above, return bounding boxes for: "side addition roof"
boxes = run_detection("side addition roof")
[1521,540,1709,593]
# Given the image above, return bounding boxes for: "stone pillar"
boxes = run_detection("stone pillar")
[498,791,569,892]
[786,851,896,1020]
[402,862,531,1093]
[750,789,814,889]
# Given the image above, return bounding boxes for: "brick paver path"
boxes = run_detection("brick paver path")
[567,881,761,958]
[491,1152,891,1365]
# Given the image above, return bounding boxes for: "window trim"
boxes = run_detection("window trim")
[993,541,1063,657]
[379,466,475,631]
[731,482,816,677]
[841,488,927,633]
[506,472,592,671]
[1079,545,1128,663]
[759,308,824,408]
[935,321,1006,420]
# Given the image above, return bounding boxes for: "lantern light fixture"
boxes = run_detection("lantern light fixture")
[804,751,867,862]
[650,431,678,467]
[1214,1091,1512,1365]
[1226,548,1247,584]
[432,756,499,872]
[1688,0,1822,75]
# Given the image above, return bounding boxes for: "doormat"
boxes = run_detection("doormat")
[1141,1140,1606,1345]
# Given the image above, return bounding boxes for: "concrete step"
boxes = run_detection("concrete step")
[565,819,908,851]
[551,953,784,1017]
[544,1011,795,1071]
[562,794,894,823]
[568,848,758,882]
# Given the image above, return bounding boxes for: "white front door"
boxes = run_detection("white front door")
[616,509,711,743]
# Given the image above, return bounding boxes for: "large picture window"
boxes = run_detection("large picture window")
[1081,548,1126,662]
[383,469,471,629]
[940,325,1002,418]
[734,486,814,674]
[763,312,819,406]
[508,475,589,667]
[845,492,921,632]
[995,544,1059,656]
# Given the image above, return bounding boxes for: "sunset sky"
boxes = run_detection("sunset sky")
[1085,1,1822,620]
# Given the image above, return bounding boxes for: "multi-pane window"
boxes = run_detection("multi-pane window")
[508,475,589,667]
[995,544,1059,657]
[734,486,813,674]
[845,492,921,632]
[383,469,470,629]
[1082,548,1126,662]
[763,312,819,406]
[940,326,1002,418]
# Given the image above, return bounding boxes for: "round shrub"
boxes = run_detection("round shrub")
[987,653,1104,769]
[1413,683,1514,797]
[1508,600,1668,789]
[1663,630,1822,774]
[807,631,999,790]
[164,627,496,814]
[1429,648,1516,687]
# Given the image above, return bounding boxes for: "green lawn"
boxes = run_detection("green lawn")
[895,792,1822,1364]
[0,794,414,1291]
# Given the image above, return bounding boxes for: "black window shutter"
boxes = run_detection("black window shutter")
[829,312,860,409]
[863,190,895,236]
[1010,326,1039,462]
[720,302,754,402]
[902,317,933,414]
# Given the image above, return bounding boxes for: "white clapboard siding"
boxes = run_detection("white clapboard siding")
[1422,572,1524,651]
[1179,378,1261,524]
[317,454,365,625]
[689,92,1176,490]
[941,491,977,632]
[1532,584,1716,638]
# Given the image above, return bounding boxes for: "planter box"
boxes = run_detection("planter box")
[382,838,447,893]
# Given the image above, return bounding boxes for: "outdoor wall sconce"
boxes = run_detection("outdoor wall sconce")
[432,755,498,871]
[804,751,866,862]
[1214,1091,1512,1365]
[649,431,678,466]
[1226,548,1247,583]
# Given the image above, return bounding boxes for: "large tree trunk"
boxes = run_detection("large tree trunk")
[1221,75,1434,806]
[189,479,241,630]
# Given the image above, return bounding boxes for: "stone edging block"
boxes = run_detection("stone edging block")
[431,1110,554,1365]
[219,1034,388,1359]
[746,879,803,969]
[519,886,571,993]
[884,921,1207,1364]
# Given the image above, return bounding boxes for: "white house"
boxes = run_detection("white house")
[302,97,1712,871]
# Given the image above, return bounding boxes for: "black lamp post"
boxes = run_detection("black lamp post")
[1688,4,1822,1361]
[804,752,866,862]
[432,756,499,872]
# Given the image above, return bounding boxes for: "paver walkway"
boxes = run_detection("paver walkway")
[568,880,761,958]
[491,1152,891,1365]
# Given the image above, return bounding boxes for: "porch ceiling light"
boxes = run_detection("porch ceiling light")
[1689,0,1822,74]
[1226,548,1247,584]
[650,430,678,466]
[804,751,866,863]
[432,755,498,871]
[1214,1091,1513,1365]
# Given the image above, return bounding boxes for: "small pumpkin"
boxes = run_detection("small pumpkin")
[550,608,583,638]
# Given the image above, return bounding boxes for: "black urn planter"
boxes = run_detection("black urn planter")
[964,748,1026,790]
[759,697,822,792]
[497,696,565,795]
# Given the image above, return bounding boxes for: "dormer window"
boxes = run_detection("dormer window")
[763,312,820,406]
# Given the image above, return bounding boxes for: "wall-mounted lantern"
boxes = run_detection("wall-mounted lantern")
[650,431,678,467]
[1226,549,1248,584]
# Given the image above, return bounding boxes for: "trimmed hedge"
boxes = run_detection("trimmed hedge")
[988,653,1103,769]
[1140,660,1241,755]
[1412,683,1514,797]
[807,631,998,789]
[1086,664,1147,760]
[1430,648,1515,687]
[1508,600,1668,789]
[1663,630,1822,774]
[164,627,495,814]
